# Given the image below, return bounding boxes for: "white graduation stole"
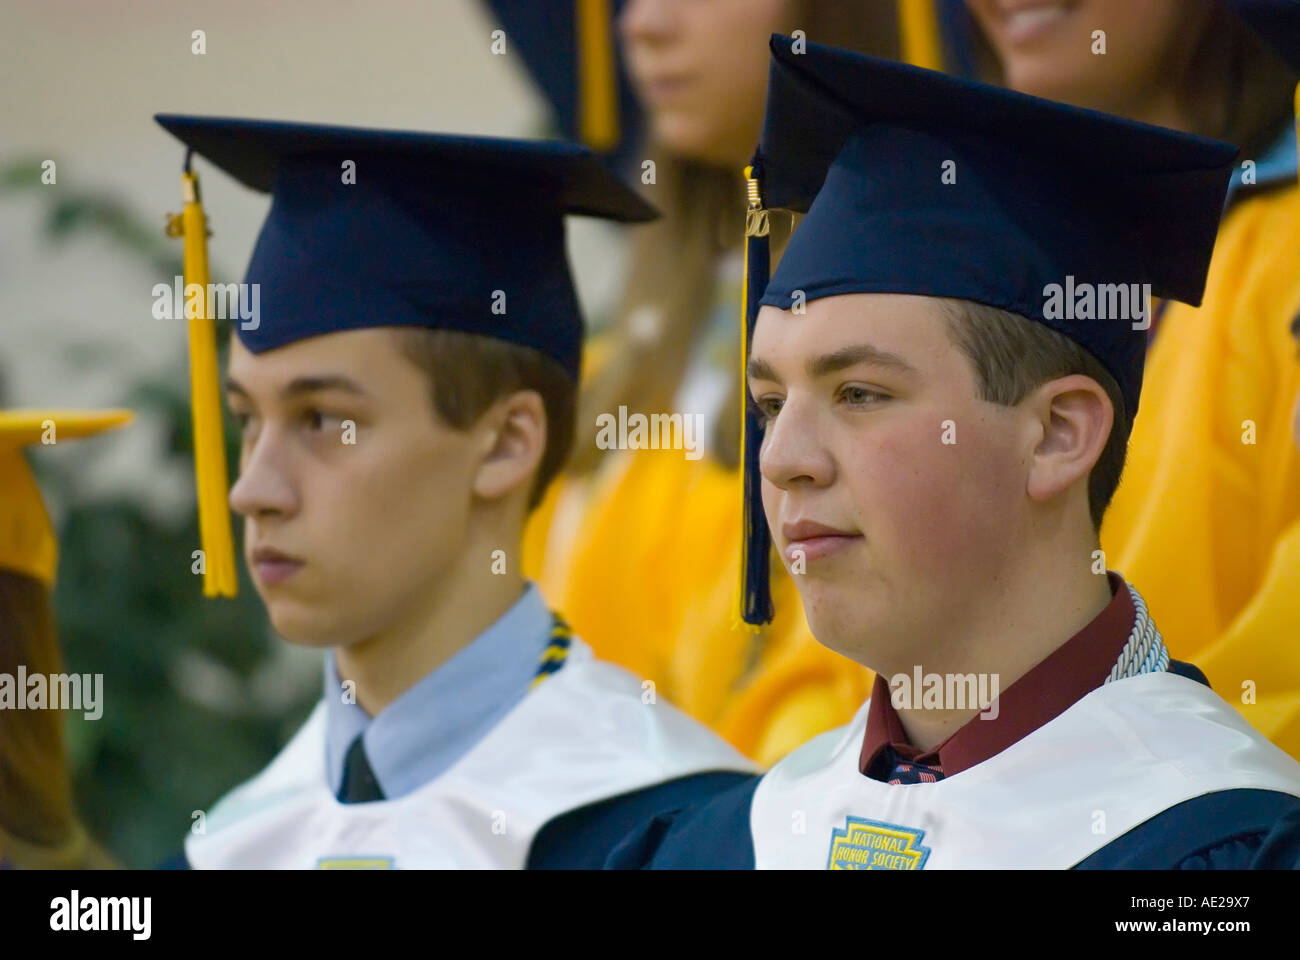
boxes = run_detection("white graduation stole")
[186,637,756,869]
[751,671,1300,869]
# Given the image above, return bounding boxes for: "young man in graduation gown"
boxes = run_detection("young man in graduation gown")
[154,116,756,869]
[607,36,1300,870]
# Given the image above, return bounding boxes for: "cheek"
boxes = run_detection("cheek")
[314,434,475,591]
[843,413,1022,568]
[1093,5,1184,82]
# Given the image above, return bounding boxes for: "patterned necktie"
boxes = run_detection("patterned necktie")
[337,733,385,804]
[883,747,945,785]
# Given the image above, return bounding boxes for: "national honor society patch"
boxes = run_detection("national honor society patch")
[827,817,931,870]
[317,856,394,869]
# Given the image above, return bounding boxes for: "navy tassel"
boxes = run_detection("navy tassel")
[740,157,774,626]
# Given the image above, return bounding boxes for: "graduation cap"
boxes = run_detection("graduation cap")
[735,36,1237,625]
[0,410,133,588]
[481,0,644,167]
[155,114,658,597]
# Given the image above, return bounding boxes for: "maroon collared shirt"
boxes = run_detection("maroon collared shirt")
[860,571,1136,780]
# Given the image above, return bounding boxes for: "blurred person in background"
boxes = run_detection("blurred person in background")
[518,0,936,767]
[0,409,130,870]
[1195,185,1300,757]
[961,0,1300,758]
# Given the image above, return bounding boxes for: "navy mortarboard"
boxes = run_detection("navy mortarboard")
[152,116,758,870]
[606,38,1300,870]
[156,114,657,372]
[737,34,1237,626]
[156,115,656,596]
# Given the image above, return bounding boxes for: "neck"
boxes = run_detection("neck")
[335,530,527,716]
[886,537,1114,754]
[1115,88,1194,136]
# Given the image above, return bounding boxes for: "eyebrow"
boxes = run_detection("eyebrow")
[225,374,371,401]
[747,344,917,384]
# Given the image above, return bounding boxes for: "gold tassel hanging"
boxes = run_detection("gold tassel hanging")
[166,160,238,597]
[899,0,943,71]
[576,0,619,152]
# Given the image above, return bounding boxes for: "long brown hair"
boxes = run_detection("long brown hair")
[0,570,114,868]
[573,0,901,472]
[1183,2,1299,159]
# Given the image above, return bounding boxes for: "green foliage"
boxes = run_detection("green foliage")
[0,157,183,279]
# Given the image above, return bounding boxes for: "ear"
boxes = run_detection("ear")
[471,390,547,503]
[1024,374,1112,507]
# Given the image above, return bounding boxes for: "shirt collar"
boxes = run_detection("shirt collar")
[323,582,554,799]
[860,571,1136,779]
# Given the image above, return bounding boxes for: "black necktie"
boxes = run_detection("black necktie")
[337,733,385,803]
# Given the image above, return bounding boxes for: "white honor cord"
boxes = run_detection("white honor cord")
[1105,583,1169,684]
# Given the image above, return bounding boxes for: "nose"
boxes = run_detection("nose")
[759,394,835,492]
[228,425,299,521]
[619,0,678,48]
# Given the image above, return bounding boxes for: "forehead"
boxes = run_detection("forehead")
[750,293,956,370]
[226,327,413,387]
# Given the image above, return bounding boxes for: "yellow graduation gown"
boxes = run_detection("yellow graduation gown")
[1099,176,1300,759]
[1196,520,1300,757]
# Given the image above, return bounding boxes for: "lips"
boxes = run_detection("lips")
[640,73,695,105]
[995,1,1072,45]
[780,519,863,565]
[250,546,304,586]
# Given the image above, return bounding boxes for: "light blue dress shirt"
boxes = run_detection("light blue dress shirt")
[323,582,555,800]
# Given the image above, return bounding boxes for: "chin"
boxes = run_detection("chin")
[263,601,346,648]
[796,579,861,648]
[797,577,897,666]
[652,115,733,168]
[1002,60,1098,105]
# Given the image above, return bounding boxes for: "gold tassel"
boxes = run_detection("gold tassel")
[576,0,619,151]
[899,0,943,71]
[166,165,238,597]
